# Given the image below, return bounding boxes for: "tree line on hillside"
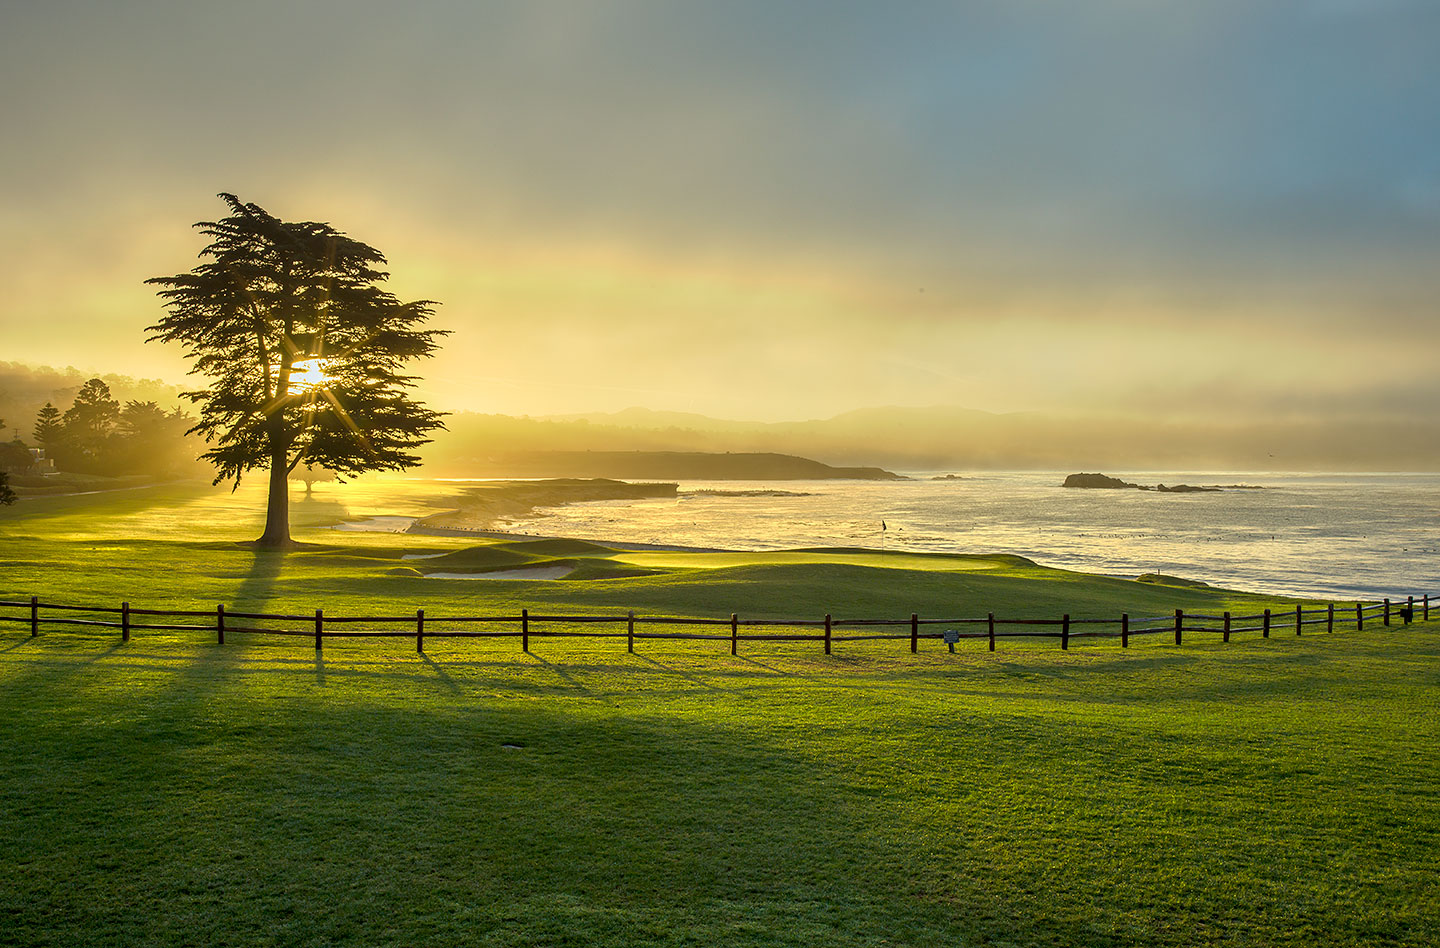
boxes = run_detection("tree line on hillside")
[0,377,202,482]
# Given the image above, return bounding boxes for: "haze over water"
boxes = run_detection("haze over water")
[477,473,1440,601]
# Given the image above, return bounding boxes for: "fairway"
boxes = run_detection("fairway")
[0,480,1361,627]
[1,628,1437,947]
[3,484,1438,946]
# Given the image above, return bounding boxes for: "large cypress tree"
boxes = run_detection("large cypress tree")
[147,194,447,547]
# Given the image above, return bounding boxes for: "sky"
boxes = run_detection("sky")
[2,0,1437,425]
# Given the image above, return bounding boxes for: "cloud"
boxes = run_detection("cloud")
[2,1,1438,427]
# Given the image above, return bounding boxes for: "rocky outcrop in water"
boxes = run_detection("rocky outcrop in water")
[1064,473,1137,489]
[1063,473,1222,493]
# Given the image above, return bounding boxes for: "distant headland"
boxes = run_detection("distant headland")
[441,451,904,481]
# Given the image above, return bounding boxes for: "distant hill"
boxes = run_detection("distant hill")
[425,450,903,481]
[423,405,1440,473]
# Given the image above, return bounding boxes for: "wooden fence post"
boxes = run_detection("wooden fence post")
[910,613,918,654]
[824,614,832,655]
[627,611,635,654]
[1061,614,1070,650]
[987,612,995,652]
[1327,603,1334,635]
[121,602,130,643]
[1262,608,1270,638]
[30,595,38,637]
[1223,611,1231,643]
[416,608,425,654]
[314,608,323,652]
[1174,609,1183,646]
[1407,596,1415,625]
[1296,604,1303,636]
[1383,598,1391,626]
[1425,594,1430,622]
[1121,613,1129,648]
[217,604,225,645]
[730,613,738,656]
[522,608,529,653]
[1356,602,1363,631]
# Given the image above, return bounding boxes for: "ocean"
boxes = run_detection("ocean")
[464,472,1440,600]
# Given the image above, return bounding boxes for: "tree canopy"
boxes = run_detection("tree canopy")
[61,378,119,460]
[147,193,446,546]
[32,402,62,448]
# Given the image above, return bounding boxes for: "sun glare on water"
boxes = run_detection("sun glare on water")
[288,358,334,395]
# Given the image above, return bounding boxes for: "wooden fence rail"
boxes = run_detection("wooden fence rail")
[0,593,1432,655]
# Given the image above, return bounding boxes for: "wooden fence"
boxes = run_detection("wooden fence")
[0,593,1432,655]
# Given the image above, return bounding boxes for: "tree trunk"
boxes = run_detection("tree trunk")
[256,416,293,547]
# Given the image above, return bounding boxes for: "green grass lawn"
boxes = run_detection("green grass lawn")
[1,482,1437,946]
[0,479,1374,625]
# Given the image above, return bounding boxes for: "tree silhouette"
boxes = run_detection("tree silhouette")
[294,463,337,494]
[59,379,120,471]
[33,402,62,449]
[147,194,446,547]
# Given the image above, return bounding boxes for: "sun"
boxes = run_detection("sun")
[288,357,335,395]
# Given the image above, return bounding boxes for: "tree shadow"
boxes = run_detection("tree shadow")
[154,548,290,694]
[0,679,1245,948]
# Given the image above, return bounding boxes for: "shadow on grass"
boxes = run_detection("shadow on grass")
[0,694,1007,947]
[522,650,597,697]
[419,652,460,694]
[156,548,290,694]
[3,629,1436,946]
[733,655,804,677]
[632,653,729,691]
